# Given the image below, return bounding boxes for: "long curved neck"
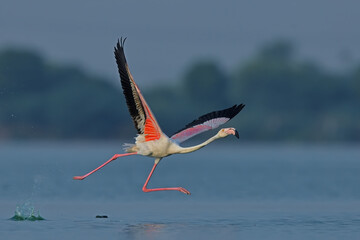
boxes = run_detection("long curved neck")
[178,134,221,154]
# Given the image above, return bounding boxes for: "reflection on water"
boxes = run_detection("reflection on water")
[122,223,166,239]
[114,214,360,240]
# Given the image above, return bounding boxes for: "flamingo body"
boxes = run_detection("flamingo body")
[73,38,245,195]
[125,133,181,158]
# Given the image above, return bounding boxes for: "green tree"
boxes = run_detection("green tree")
[182,60,230,109]
[0,48,129,139]
[0,49,46,93]
[230,40,358,141]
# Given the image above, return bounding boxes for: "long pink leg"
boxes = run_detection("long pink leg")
[142,162,191,195]
[73,152,137,180]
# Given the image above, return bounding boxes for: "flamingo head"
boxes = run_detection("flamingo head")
[218,127,239,139]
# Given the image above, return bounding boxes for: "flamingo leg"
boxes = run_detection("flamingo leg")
[142,162,191,195]
[73,152,137,180]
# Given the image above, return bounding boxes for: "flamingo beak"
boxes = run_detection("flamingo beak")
[234,130,239,139]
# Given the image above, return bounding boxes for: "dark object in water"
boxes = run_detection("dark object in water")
[96,215,108,218]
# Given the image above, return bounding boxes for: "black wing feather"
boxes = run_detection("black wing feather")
[114,37,145,134]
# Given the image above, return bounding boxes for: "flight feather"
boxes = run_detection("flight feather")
[171,104,245,143]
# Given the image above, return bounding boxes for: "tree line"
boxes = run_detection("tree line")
[0,41,359,142]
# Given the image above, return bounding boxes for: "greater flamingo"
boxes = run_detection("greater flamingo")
[73,38,245,195]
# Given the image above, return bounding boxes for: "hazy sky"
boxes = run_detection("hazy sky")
[1,0,360,86]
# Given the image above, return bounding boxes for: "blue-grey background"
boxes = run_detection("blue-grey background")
[1,0,360,239]
[2,0,360,85]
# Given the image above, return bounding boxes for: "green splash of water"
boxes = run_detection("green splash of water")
[10,201,45,221]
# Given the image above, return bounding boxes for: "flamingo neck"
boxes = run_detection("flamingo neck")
[178,134,221,154]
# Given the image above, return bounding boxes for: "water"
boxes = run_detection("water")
[0,142,359,239]
[10,201,45,221]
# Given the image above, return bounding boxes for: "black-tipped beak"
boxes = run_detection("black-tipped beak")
[234,130,239,139]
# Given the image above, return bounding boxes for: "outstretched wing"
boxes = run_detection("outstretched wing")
[171,104,245,144]
[114,38,162,142]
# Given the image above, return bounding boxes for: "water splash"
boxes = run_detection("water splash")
[10,201,45,221]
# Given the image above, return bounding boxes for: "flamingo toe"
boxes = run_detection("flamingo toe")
[73,176,84,180]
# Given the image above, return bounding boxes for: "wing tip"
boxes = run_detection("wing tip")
[120,37,127,48]
[227,103,245,119]
[114,37,128,58]
[116,37,127,48]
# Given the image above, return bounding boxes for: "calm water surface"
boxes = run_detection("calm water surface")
[0,142,359,239]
